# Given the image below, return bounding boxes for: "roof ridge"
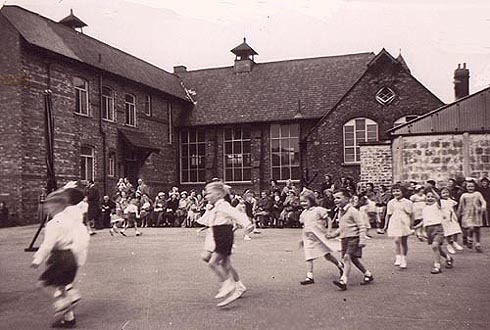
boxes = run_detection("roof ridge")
[1,5,178,79]
[184,51,375,73]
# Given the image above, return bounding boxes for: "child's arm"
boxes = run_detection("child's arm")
[32,221,58,267]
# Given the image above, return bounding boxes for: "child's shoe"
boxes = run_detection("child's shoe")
[394,255,402,266]
[453,242,464,251]
[243,235,252,241]
[399,257,407,269]
[446,244,456,255]
[475,245,483,253]
[445,256,454,269]
[466,240,473,249]
[215,280,235,299]
[120,229,127,237]
[135,231,142,236]
[53,296,71,314]
[51,318,76,328]
[376,228,385,234]
[332,279,347,291]
[430,267,442,274]
[300,277,315,285]
[360,274,374,285]
[235,281,247,298]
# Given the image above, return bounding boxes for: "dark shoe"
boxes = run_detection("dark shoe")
[431,267,442,274]
[360,274,374,285]
[445,256,454,269]
[51,318,76,328]
[300,278,315,285]
[467,241,473,249]
[333,279,347,291]
[475,246,483,253]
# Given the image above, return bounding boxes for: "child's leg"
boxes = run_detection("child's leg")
[474,227,481,244]
[208,253,227,282]
[394,237,402,265]
[305,259,314,279]
[401,236,408,256]
[324,253,344,275]
[341,254,352,283]
[467,227,474,247]
[351,257,367,274]
[431,241,442,268]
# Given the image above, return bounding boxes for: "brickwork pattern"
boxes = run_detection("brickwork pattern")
[469,134,490,179]
[359,144,393,187]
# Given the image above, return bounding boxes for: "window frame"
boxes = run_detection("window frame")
[223,127,252,183]
[74,77,89,116]
[343,118,378,164]
[124,93,136,127]
[108,152,116,177]
[102,86,115,122]
[145,94,152,116]
[80,145,95,182]
[270,123,301,182]
[375,87,396,105]
[180,128,206,184]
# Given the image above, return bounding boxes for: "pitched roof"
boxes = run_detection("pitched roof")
[231,38,258,56]
[389,86,490,135]
[178,52,375,126]
[1,5,190,102]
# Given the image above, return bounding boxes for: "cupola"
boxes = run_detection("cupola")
[59,9,87,33]
[231,38,258,73]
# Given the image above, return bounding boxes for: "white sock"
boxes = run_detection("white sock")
[364,270,372,277]
[306,272,313,279]
[64,310,75,321]
[434,262,441,269]
[340,275,348,284]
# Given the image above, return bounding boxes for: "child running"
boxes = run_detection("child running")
[121,197,142,237]
[31,181,90,328]
[298,189,344,285]
[199,180,253,307]
[458,179,486,252]
[330,189,373,291]
[422,188,454,274]
[440,187,463,254]
[384,183,413,269]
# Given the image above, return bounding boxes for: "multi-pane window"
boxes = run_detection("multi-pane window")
[74,77,89,115]
[270,123,300,181]
[375,87,396,105]
[81,145,94,181]
[343,118,378,163]
[145,95,152,116]
[102,86,115,121]
[108,152,115,177]
[125,94,136,126]
[180,129,206,183]
[224,128,251,182]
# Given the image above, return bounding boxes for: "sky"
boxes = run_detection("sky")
[3,0,490,103]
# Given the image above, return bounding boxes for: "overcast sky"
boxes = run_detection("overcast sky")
[3,0,490,103]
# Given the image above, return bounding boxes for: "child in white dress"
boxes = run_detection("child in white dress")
[384,184,413,269]
[298,190,344,285]
[440,187,463,253]
[458,180,486,252]
[31,182,90,328]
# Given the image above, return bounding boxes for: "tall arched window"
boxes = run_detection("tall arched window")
[102,86,115,121]
[343,118,378,163]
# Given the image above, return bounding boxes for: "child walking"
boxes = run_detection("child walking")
[458,179,487,252]
[199,180,252,307]
[410,185,426,241]
[121,198,142,236]
[31,181,90,328]
[330,189,373,291]
[440,187,463,254]
[298,190,344,285]
[384,183,413,269]
[422,188,454,274]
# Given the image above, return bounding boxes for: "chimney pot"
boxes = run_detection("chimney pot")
[454,63,470,100]
[173,65,187,74]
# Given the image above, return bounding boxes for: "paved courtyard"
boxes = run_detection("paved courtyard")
[1,225,489,330]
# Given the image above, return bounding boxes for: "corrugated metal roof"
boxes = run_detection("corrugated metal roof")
[390,86,490,135]
[1,5,190,102]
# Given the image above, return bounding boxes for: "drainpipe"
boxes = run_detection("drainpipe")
[98,73,107,195]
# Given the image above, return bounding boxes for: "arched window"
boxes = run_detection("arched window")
[102,86,115,121]
[125,94,136,127]
[74,77,89,115]
[81,145,94,181]
[343,118,378,164]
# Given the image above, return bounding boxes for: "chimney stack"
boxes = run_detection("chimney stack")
[173,65,187,74]
[454,63,469,100]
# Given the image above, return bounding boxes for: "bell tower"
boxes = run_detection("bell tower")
[231,38,258,73]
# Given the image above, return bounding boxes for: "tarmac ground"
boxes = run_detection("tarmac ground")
[1,225,490,330]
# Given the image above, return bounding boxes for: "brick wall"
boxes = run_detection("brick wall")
[468,134,490,179]
[359,141,393,187]
[0,15,23,225]
[305,55,444,190]
[2,41,188,224]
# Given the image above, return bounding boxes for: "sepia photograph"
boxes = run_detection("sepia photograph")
[0,0,489,329]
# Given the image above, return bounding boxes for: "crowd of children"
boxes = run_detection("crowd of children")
[30,175,488,327]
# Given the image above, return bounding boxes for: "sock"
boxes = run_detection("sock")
[434,262,441,269]
[307,272,313,279]
[340,275,348,284]
[364,270,372,277]
[64,310,75,321]
[53,288,63,298]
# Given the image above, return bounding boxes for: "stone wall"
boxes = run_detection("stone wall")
[359,141,393,187]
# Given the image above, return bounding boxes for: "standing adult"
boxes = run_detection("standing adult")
[478,177,490,227]
[320,174,334,193]
[86,180,100,233]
